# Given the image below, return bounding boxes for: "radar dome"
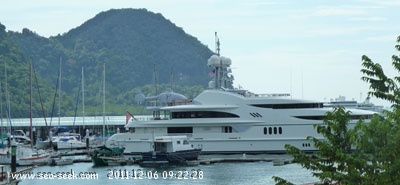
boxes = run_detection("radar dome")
[158,91,188,104]
[220,56,232,67]
[207,55,220,67]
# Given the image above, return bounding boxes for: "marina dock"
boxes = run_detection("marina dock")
[62,150,294,166]
[193,157,293,166]
[71,156,294,166]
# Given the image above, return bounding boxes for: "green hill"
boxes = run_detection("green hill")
[1,8,215,118]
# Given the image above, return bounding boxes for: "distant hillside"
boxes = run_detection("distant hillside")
[3,9,213,117]
[55,8,213,89]
[0,23,62,119]
[3,8,215,118]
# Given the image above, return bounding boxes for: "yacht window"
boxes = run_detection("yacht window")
[168,127,193,134]
[223,126,233,133]
[155,142,167,152]
[183,140,189,145]
[177,141,181,144]
[172,111,239,119]
[251,103,323,109]
[263,127,267,135]
[273,127,277,134]
[269,127,272,135]
[294,114,373,120]
[279,127,282,134]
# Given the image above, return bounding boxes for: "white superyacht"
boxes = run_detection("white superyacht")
[106,36,375,154]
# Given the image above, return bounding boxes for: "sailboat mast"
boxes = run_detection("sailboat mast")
[29,58,33,145]
[4,61,11,133]
[58,57,62,126]
[0,58,3,136]
[102,63,105,140]
[0,73,2,136]
[82,66,85,130]
[153,64,159,118]
[153,64,158,97]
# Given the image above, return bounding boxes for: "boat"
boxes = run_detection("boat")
[10,130,31,145]
[89,146,125,166]
[105,33,376,155]
[17,148,51,166]
[0,62,51,166]
[139,136,201,167]
[0,144,51,166]
[36,127,90,150]
[54,133,86,150]
[324,95,384,114]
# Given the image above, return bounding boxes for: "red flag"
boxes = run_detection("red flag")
[126,111,134,124]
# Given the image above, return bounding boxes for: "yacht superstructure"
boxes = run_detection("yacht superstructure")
[105,34,375,154]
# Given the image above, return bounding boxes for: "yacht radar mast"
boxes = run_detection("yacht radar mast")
[207,32,233,90]
[215,32,220,56]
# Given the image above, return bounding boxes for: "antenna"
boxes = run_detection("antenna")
[215,32,220,56]
[214,32,222,88]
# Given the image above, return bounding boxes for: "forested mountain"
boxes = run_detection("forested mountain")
[0,8,214,118]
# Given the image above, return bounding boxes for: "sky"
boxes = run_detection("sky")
[0,0,399,107]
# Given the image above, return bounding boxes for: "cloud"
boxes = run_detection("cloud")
[348,16,387,22]
[313,5,367,16]
[359,0,400,7]
[239,0,288,7]
[362,35,398,43]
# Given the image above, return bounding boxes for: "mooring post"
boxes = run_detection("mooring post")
[11,144,17,174]
[32,127,37,146]
[85,129,90,149]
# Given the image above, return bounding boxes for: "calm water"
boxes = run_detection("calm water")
[15,154,318,185]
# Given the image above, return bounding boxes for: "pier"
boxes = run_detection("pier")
[71,156,294,166]
[60,150,294,166]
[1,116,127,140]
[195,157,293,166]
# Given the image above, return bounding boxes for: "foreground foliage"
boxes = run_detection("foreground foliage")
[274,36,400,184]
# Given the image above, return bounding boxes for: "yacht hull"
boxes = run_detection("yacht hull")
[140,149,201,167]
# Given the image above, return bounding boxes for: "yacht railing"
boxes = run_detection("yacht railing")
[254,93,291,98]
[226,88,290,98]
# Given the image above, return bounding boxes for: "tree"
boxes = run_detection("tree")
[354,35,400,183]
[360,36,400,109]
[274,107,366,185]
[274,35,400,184]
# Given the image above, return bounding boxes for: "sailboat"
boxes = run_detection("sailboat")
[0,60,51,166]
[89,64,126,166]
[36,60,86,150]
[52,60,86,150]
[35,58,62,149]
[80,66,101,148]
